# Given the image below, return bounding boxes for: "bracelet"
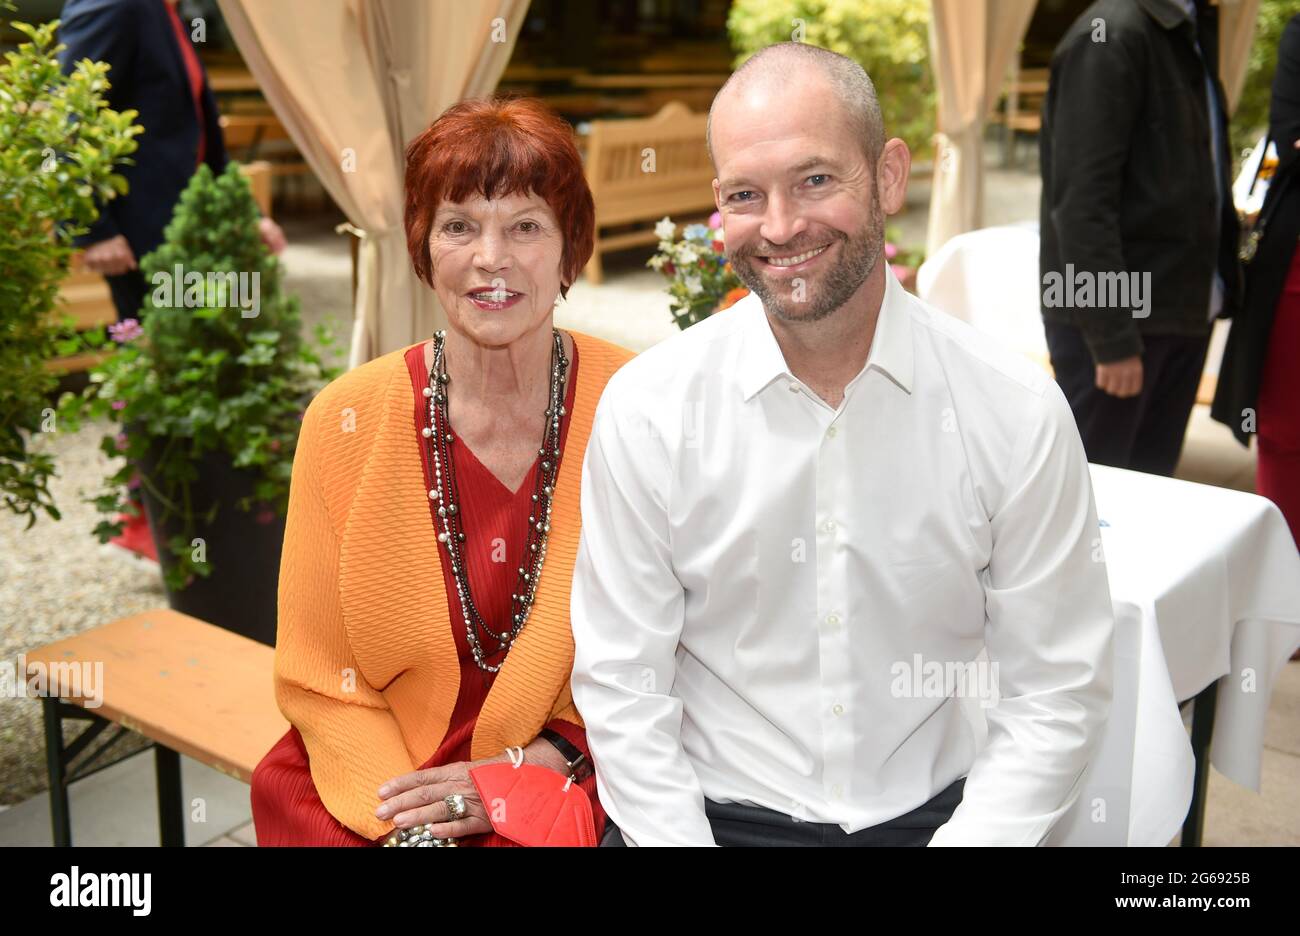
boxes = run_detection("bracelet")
[538,727,592,782]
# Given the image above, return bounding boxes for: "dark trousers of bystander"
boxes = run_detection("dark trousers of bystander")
[1045,322,1210,477]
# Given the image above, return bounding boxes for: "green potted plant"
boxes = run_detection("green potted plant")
[727,0,935,161]
[58,162,339,645]
[1,11,139,527]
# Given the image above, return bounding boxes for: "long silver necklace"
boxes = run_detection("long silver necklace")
[421,329,569,672]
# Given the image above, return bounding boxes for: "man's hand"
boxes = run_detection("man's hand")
[258,217,287,255]
[1095,355,1143,398]
[80,235,137,276]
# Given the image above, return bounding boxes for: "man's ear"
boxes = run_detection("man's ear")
[712,178,723,212]
[877,139,911,216]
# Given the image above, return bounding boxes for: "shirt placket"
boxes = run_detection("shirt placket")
[812,385,855,816]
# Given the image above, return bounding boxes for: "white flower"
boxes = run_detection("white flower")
[648,255,666,271]
[684,275,703,296]
[654,217,677,241]
[676,246,698,266]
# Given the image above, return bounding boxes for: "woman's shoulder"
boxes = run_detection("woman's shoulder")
[292,345,418,522]
[304,345,412,429]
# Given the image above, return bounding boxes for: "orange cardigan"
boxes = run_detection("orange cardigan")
[274,331,633,840]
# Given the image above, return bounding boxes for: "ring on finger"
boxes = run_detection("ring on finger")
[444,793,467,821]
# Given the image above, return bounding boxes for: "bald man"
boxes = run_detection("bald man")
[570,43,1114,846]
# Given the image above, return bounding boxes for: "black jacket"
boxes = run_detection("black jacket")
[1039,0,1243,363]
[1212,14,1300,446]
[57,0,229,259]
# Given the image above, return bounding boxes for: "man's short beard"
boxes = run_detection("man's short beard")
[729,200,885,324]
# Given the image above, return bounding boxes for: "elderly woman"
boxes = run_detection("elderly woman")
[249,96,633,845]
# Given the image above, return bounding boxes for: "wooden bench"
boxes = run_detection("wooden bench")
[582,101,716,284]
[993,65,1049,165]
[25,608,287,846]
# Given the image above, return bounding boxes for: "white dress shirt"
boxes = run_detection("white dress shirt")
[570,267,1115,846]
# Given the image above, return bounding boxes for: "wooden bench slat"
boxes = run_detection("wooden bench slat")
[25,609,287,783]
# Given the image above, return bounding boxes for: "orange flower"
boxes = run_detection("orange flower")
[716,286,750,311]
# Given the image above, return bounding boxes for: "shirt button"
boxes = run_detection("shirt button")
[826,426,838,438]
[831,785,843,799]
[826,613,840,628]
[788,383,801,393]
[823,520,836,533]
[832,703,845,716]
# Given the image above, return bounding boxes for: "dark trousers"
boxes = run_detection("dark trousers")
[600,776,966,847]
[105,268,149,323]
[1045,322,1209,477]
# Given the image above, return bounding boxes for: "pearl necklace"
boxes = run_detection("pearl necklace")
[421,329,569,672]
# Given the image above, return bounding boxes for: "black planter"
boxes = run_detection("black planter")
[134,443,284,646]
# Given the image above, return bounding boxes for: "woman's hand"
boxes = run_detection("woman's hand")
[375,738,571,839]
[375,757,498,838]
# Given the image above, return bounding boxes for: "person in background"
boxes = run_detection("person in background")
[57,0,287,559]
[1213,14,1300,558]
[1039,0,1242,476]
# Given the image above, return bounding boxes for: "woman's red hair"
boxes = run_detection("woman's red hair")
[405,95,594,298]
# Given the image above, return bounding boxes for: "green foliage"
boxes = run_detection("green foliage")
[0,14,140,527]
[1231,0,1299,160]
[727,0,934,159]
[58,163,339,590]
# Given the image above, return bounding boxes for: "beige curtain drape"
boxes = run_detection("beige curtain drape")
[217,0,527,367]
[1217,0,1262,114]
[925,0,1038,258]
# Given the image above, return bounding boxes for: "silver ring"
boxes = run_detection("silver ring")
[444,793,467,820]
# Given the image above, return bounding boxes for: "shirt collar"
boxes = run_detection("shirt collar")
[739,264,914,402]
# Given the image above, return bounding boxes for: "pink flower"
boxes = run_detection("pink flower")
[268,439,281,452]
[255,509,275,525]
[890,263,910,282]
[708,211,722,229]
[111,400,126,411]
[114,432,128,451]
[108,318,143,343]
[127,476,141,491]
[884,242,898,260]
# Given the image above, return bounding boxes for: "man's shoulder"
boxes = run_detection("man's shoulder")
[601,294,755,401]
[62,0,148,21]
[1055,0,1155,59]
[905,293,1054,410]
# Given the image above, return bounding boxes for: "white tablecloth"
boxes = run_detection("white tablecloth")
[915,224,1232,378]
[1041,465,1300,845]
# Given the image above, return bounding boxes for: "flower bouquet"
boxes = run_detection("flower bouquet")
[648,212,749,330]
